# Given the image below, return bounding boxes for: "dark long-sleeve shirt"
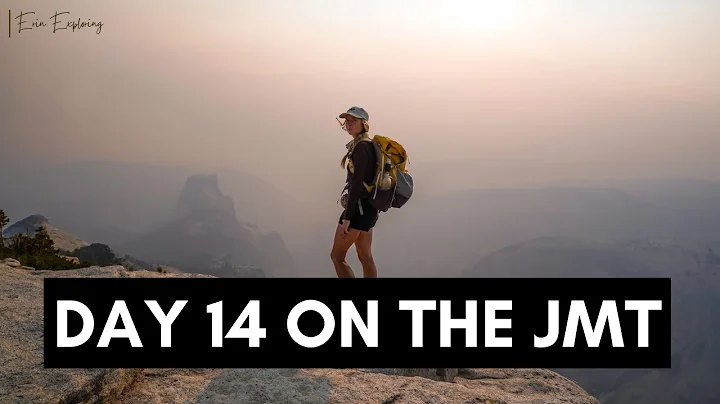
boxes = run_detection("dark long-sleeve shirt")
[344,140,377,220]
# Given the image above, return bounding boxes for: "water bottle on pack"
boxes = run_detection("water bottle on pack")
[380,161,393,190]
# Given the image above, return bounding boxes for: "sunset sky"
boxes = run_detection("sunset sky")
[2,0,718,193]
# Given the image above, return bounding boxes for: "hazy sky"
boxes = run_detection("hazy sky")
[2,0,719,193]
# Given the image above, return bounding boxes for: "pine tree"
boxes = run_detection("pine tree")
[9,233,28,255]
[32,226,56,255]
[0,209,8,250]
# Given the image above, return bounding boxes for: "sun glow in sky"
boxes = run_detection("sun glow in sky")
[430,0,522,38]
[2,0,719,187]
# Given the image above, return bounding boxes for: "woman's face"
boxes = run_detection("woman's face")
[344,115,363,136]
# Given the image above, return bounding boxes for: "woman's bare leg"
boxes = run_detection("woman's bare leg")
[331,223,361,278]
[355,228,377,278]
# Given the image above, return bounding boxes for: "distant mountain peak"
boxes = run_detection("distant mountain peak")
[173,174,236,219]
[5,214,89,252]
[13,214,49,227]
[116,173,295,277]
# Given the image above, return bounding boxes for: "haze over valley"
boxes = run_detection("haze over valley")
[2,1,719,402]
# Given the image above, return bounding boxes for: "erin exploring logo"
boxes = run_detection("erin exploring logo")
[9,10,104,37]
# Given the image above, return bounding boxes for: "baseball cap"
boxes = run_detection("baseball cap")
[339,106,369,121]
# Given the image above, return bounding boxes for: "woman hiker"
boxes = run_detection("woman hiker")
[331,106,379,278]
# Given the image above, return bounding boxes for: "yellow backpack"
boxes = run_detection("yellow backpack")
[347,134,414,212]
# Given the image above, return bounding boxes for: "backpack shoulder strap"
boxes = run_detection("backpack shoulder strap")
[345,135,374,163]
[346,135,372,153]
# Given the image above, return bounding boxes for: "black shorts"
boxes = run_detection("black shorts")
[338,198,379,232]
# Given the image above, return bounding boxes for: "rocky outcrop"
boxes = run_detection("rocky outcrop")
[0,263,213,404]
[116,367,598,404]
[1,258,21,268]
[61,255,80,264]
[0,263,598,404]
[1,257,34,270]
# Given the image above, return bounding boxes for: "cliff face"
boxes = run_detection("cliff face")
[0,263,598,404]
[172,174,236,219]
[116,174,295,277]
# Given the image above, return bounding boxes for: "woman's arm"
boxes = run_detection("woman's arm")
[343,141,374,220]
